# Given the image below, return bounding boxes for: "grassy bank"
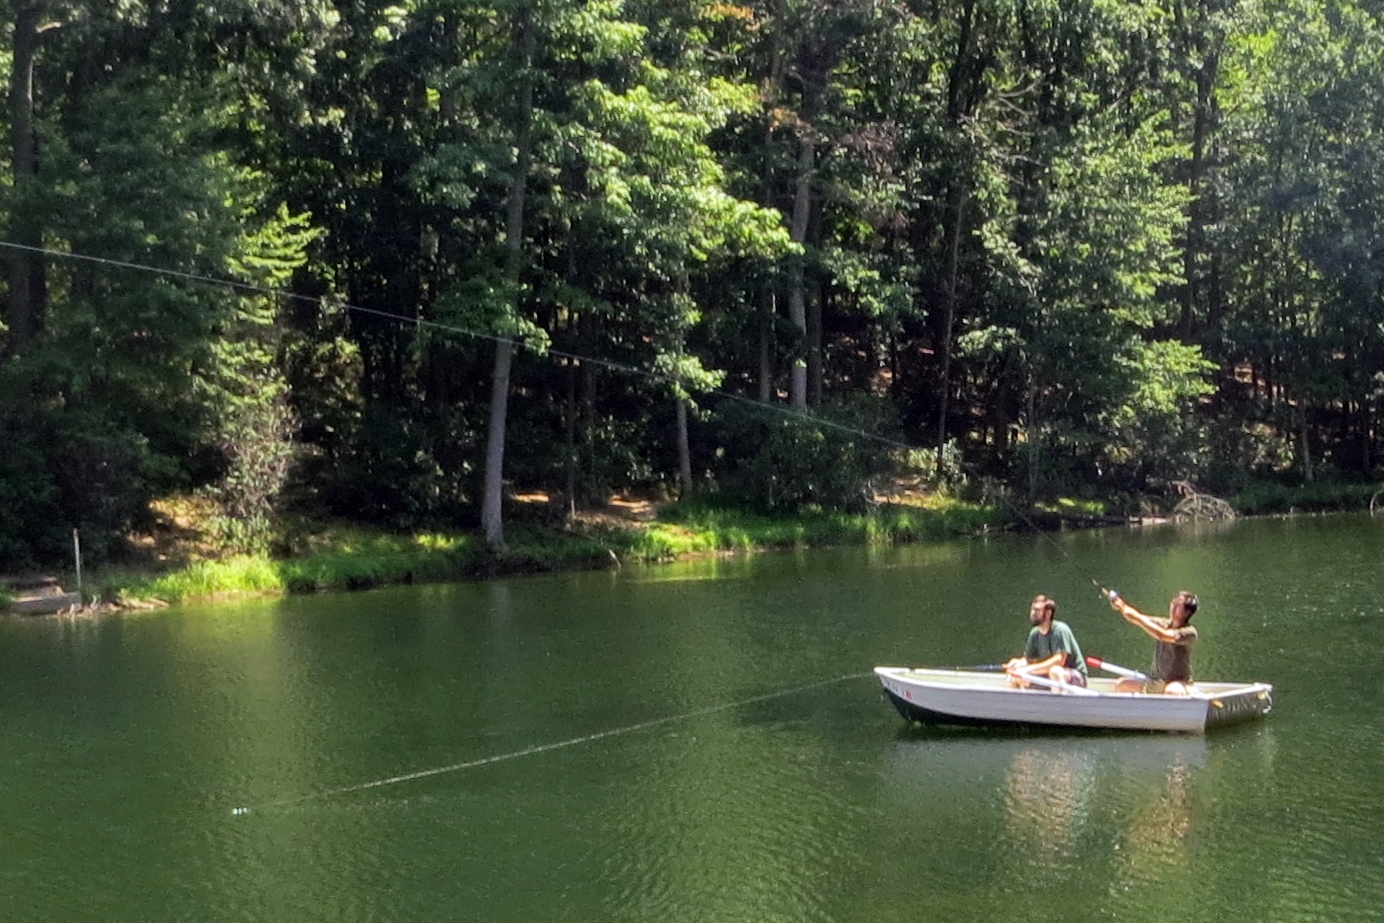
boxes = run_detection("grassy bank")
[1228,479,1381,516]
[23,478,1381,611]
[95,496,1006,608]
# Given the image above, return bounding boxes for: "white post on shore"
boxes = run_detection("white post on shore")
[73,528,82,599]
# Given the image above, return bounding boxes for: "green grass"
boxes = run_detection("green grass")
[95,494,1012,608]
[120,555,284,602]
[1229,480,1379,516]
[649,496,1007,551]
[103,523,622,606]
[1044,497,1109,516]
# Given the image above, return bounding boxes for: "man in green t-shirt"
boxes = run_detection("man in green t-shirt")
[1004,594,1089,689]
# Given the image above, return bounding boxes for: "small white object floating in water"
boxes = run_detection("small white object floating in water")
[874,666,1272,734]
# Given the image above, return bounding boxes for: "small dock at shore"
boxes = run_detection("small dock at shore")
[3,575,82,615]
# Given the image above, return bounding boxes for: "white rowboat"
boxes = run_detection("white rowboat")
[875,666,1273,733]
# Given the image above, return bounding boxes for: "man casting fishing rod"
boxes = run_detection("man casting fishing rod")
[1107,589,1199,695]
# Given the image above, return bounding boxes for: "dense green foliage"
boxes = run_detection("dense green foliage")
[2,0,1384,569]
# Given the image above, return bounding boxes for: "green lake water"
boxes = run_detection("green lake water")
[3,513,1383,922]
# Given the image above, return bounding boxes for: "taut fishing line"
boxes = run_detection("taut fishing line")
[0,240,916,453]
[230,671,871,816]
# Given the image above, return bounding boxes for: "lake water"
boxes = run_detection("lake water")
[3,513,1383,922]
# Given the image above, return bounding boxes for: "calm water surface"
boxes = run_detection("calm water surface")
[3,514,1383,922]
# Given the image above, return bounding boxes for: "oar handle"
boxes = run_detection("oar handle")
[1086,656,1149,682]
[1016,672,1100,696]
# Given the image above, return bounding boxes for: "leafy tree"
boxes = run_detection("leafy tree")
[0,13,322,563]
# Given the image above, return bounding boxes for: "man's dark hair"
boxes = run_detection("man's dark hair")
[1176,591,1199,619]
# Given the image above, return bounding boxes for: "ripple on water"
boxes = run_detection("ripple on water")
[599,718,861,923]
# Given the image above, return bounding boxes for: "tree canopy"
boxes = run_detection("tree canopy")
[2,0,1383,566]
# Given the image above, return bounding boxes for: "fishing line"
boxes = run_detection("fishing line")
[0,240,916,453]
[988,491,1112,599]
[229,671,872,816]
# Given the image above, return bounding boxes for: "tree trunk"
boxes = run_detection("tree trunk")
[481,5,535,549]
[1026,381,1039,501]
[564,356,577,519]
[758,292,773,403]
[1362,400,1374,474]
[1181,44,1220,340]
[935,184,965,468]
[787,134,813,409]
[5,3,49,356]
[1298,403,1313,484]
[482,339,514,547]
[808,276,822,407]
[676,395,693,497]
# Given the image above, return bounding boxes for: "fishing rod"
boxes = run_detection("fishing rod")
[988,490,1116,599]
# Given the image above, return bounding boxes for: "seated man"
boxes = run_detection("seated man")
[1004,594,1088,689]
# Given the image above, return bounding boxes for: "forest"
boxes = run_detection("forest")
[2,0,1383,569]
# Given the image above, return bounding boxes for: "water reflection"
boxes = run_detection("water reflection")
[1001,745,1095,863]
[1117,757,1195,874]
[886,730,1214,878]
[997,736,1210,873]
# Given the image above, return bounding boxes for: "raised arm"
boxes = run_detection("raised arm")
[1109,595,1180,644]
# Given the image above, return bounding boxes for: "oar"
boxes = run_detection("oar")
[1086,656,1149,682]
[1014,672,1100,696]
[943,663,1006,672]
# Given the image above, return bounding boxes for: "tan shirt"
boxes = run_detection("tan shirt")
[1149,618,1198,683]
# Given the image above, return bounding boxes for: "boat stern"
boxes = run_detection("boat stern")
[1202,683,1274,730]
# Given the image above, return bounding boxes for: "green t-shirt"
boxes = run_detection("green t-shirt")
[1023,620,1088,676]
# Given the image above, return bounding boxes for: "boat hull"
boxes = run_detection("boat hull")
[875,667,1272,734]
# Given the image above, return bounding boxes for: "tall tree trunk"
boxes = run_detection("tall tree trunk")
[757,0,786,406]
[787,134,813,408]
[674,275,695,496]
[676,395,693,496]
[1298,404,1313,484]
[482,341,514,547]
[935,185,965,468]
[6,3,49,357]
[481,5,535,549]
[564,356,577,519]
[1361,400,1373,475]
[757,292,773,403]
[1026,382,1038,501]
[808,276,822,407]
[1181,46,1219,340]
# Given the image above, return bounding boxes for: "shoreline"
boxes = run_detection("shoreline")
[5,483,1378,617]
